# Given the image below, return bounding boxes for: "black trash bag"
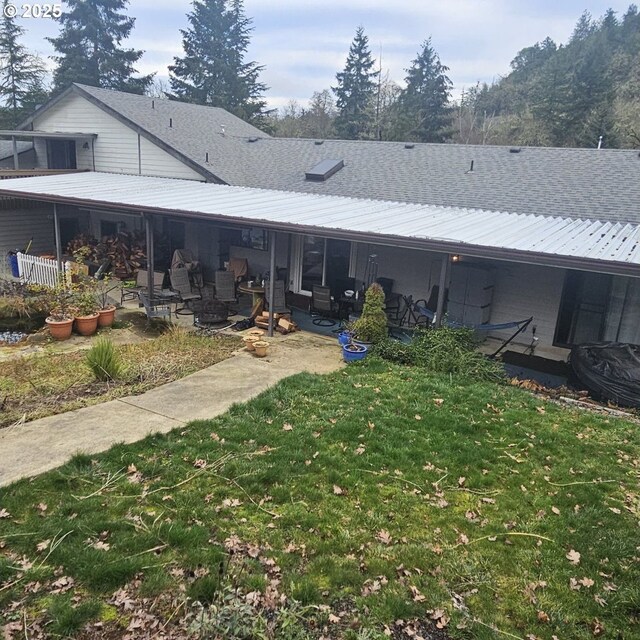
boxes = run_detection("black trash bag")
[570,342,640,408]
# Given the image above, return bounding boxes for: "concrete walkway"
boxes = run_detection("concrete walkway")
[0,332,342,487]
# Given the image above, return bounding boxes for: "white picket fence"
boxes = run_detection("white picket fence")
[16,252,71,288]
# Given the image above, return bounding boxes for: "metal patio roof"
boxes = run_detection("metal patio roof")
[1,171,639,276]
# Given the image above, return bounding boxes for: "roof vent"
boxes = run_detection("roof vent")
[404,143,415,149]
[248,136,259,143]
[151,99,155,110]
[314,140,324,145]
[509,147,521,153]
[305,159,344,182]
[169,118,173,128]
[220,125,226,136]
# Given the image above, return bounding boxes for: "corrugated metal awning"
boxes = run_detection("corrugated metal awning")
[0,171,639,276]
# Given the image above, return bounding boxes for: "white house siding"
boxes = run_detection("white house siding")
[350,241,444,302]
[489,261,566,359]
[0,203,53,260]
[32,93,205,181]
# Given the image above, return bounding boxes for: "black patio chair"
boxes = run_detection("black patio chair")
[310,285,339,326]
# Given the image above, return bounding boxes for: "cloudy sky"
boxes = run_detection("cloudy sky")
[17,0,634,109]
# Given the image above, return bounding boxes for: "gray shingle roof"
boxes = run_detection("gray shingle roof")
[62,86,640,224]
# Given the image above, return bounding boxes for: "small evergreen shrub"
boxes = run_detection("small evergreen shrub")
[85,337,123,381]
[350,283,388,344]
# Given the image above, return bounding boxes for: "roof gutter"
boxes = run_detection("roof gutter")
[2,188,638,279]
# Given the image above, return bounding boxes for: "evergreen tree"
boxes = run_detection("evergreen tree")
[49,0,152,94]
[0,0,47,127]
[395,38,452,142]
[169,0,268,126]
[332,27,378,139]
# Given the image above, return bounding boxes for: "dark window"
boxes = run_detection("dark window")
[100,221,118,238]
[555,271,612,346]
[46,139,77,169]
[59,218,79,251]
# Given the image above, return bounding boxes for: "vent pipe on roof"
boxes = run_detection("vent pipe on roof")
[597,135,603,150]
[206,152,209,163]
[152,99,155,109]
[169,118,173,128]
[220,125,226,136]
[465,160,474,174]
[314,140,324,145]
[404,143,415,149]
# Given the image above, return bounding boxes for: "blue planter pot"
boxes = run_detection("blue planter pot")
[338,331,353,346]
[342,343,368,363]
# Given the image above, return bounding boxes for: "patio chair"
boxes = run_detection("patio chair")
[263,280,291,315]
[121,269,165,305]
[376,277,402,323]
[170,266,202,315]
[214,269,237,303]
[310,285,338,326]
[227,257,249,282]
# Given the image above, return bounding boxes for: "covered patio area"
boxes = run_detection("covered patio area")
[1,171,640,360]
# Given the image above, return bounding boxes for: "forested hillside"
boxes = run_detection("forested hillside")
[457,6,640,148]
[271,5,640,149]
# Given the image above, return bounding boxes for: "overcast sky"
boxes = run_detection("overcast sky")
[17,0,635,109]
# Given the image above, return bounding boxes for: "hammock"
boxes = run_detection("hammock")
[412,302,533,357]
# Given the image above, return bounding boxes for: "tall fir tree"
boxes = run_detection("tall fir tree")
[169,0,268,126]
[0,0,47,127]
[396,38,452,142]
[49,0,152,94]
[332,27,378,139]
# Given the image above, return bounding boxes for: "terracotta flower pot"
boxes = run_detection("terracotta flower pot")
[97,305,117,328]
[74,313,100,337]
[243,335,260,351]
[45,317,74,341]
[253,340,269,357]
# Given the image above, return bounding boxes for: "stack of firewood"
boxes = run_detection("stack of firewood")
[254,310,299,334]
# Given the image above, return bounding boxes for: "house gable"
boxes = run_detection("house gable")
[30,90,210,182]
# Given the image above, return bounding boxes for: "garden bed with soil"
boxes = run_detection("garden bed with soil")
[0,326,240,428]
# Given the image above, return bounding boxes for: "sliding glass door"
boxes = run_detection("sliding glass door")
[292,235,351,295]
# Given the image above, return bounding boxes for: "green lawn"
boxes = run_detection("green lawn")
[1,358,638,639]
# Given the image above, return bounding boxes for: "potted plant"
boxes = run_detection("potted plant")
[72,281,100,337]
[95,275,117,328]
[349,283,388,347]
[342,342,368,362]
[44,280,75,341]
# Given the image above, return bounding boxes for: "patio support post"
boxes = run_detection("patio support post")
[267,230,276,337]
[144,214,154,303]
[53,203,62,274]
[434,254,449,328]
[11,136,18,170]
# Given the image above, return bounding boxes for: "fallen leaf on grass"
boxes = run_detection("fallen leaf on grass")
[430,608,450,628]
[36,539,50,552]
[591,619,605,636]
[410,585,426,602]
[0,508,10,519]
[566,549,581,565]
[594,594,607,607]
[433,398,444,406]
[332,485,344,495]
[415,414,422,420]
[537,610,549,623]
[524,581,547,604]
[354,445,366,455]
[282,423,293,431]
[458,476,466,486]
[376,530,392,545]
[328,613,341,624]
[551,506,561,515]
